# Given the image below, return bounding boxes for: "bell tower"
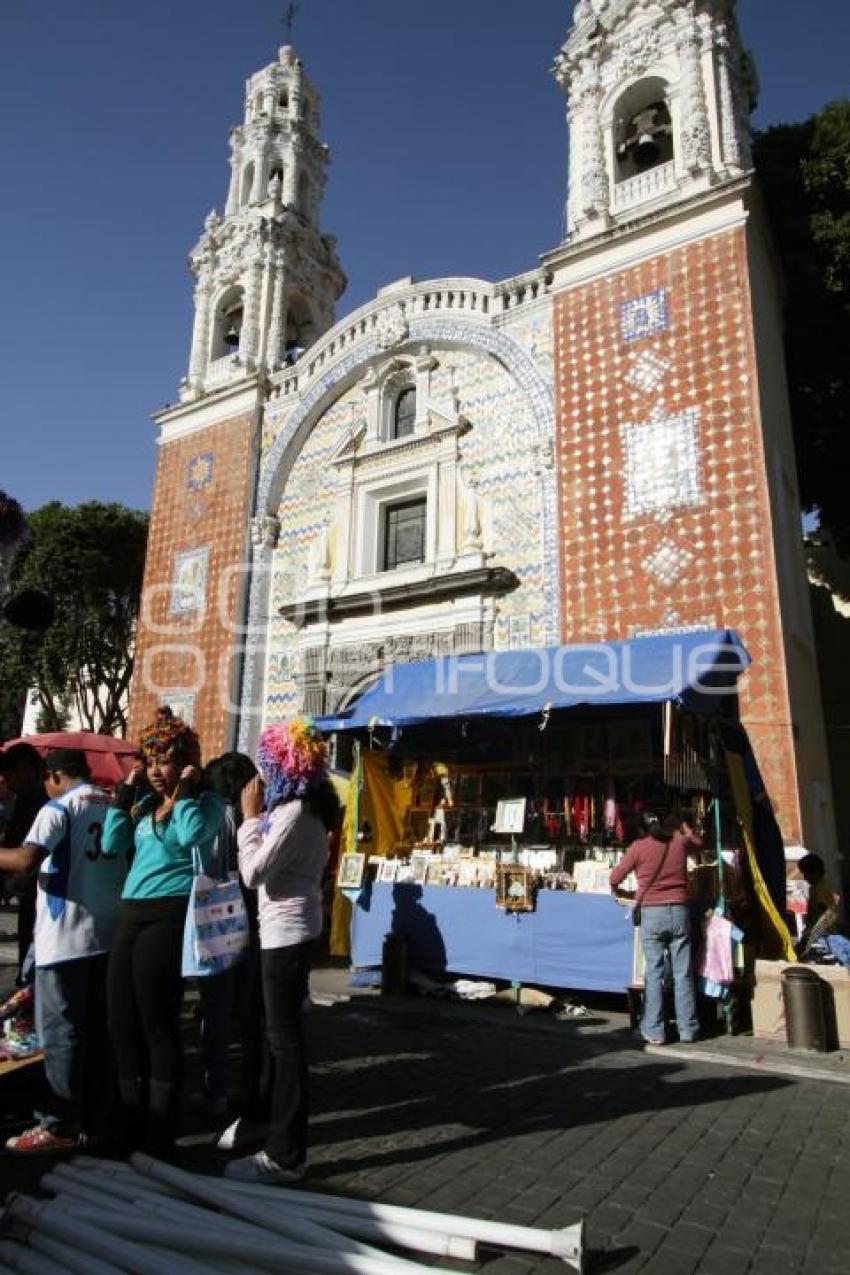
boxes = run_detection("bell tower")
[546,0,839,865]
[128,44,345,758]
[555,0,757,242]
[182,45,346,398]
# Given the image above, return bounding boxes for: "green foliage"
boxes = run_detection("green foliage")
[754,100,850,554]
[0,502,148,738]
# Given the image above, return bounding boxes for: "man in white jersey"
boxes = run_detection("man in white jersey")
[0,747,127,1152]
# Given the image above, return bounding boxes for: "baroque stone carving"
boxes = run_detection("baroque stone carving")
[251,514,281,550]
[374,303,409,350]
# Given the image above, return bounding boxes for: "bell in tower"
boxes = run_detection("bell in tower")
[616,100,674,180]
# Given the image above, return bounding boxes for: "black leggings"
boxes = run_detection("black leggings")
[107,896,188,1087]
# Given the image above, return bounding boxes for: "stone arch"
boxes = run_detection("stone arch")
[237,314,558,750]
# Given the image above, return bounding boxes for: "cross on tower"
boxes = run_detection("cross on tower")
[282,2,299,38]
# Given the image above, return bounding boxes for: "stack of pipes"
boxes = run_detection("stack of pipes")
[0,1154,585,1274]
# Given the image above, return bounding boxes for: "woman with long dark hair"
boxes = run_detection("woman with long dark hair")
[610,809,702,1046]
[102,707,224,1153]
[223,717,340,1183]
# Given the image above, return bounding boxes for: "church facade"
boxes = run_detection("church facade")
[128,0,837,862]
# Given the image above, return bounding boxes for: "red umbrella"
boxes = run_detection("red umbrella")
[1,732,139,788]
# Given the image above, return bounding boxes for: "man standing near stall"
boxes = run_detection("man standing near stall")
[0,747,127,1151]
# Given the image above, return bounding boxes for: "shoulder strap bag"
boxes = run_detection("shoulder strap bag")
[181,845,249,978]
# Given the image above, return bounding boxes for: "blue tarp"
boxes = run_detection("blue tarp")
[351,882,635,994]
[318,629,750,732]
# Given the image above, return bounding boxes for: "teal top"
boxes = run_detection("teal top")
[102,792,225,900]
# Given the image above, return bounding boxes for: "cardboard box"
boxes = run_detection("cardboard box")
[752,959,850,1049]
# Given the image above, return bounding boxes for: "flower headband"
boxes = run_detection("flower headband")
[256,716,327,808]
[139,706,201,770]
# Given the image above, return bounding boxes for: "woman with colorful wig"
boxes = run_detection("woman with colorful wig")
[223,715,340,1184]
[101,707,224,1154]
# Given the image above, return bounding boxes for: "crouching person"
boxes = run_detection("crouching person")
[0,748,127,1152]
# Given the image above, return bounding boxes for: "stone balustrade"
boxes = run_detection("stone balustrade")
[270,269,553,401]
[612,160,677,212]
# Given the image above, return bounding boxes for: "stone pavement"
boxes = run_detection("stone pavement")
[2,920,850,1272]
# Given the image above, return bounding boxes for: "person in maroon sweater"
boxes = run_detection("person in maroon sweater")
[610,810,702,1045]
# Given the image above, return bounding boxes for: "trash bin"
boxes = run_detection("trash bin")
[381,931,408,995]
[782,965,827,1052]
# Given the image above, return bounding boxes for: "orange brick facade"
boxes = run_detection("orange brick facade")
[553,225,801,840]
[127,410,257,761]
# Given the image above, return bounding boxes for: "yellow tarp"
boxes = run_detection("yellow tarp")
[726,748,796,961]
[329,750,413,957]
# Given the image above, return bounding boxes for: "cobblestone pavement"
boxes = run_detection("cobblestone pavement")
[2,918,849,1273]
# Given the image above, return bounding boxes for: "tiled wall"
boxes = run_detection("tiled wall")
[127,412,256,760]
[262,322,555,723]
[554,226,801,839]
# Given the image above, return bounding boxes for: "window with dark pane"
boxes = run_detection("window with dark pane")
[383,497,426,571]
[393,387,417,439]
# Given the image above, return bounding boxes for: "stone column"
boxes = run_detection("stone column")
[266,253,286,370]
[225,151,240,215]
[187,270,213,392]
[239,260,263,367]
[283,141,301,207]
[679,19,711,173]
[579,84,609,218]
[716,28,744,171]
[250,149,267,204]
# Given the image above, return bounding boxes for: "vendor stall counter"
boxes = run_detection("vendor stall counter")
[351,881,634,995]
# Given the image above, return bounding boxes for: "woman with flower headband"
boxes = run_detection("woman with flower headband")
[222,716,340,1184]
[101,706,224,1154]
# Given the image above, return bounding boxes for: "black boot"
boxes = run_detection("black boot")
[146,1079,179,1159]
[107,1075,147,1155]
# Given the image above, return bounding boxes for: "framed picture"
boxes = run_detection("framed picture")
[410,854,433,885]
[493,798,526,835]
[457,860,478,887]
[170,546,210,616]
[377,859,398,884]
[338,853,366,888]
[496,864,536,912]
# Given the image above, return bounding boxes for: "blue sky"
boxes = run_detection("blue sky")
[1,0,847,513]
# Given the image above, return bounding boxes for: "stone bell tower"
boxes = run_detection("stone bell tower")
[183,44,346,397]
[127,46,346,756]
[546,0,839,865]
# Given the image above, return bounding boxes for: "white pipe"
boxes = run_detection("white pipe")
[0,1239,68,1275]
[17,1225,126,1275]
[4,1196,212,1275]
[131,1152,430,1272]
[193,1172,584,1267]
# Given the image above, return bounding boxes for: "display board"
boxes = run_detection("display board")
[351,881,634,994]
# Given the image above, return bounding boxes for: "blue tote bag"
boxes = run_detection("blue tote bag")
[181,847,249,978]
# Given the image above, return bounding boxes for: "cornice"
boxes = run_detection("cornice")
[279,565,519,626]
[541,172,753,276]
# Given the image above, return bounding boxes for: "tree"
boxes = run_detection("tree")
[754,100,850,554]
[0,502,149,738]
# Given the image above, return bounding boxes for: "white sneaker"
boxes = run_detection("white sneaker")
[215,1117,265,1152]
[222,1150,306,1184]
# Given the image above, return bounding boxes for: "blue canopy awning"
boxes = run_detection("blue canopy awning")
[317,629,750,733]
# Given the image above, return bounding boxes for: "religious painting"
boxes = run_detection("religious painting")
[159,691,196,726]
[376,859,398,884]
[496,864,536,913]
[170,546,210,616]
[337,853,366,888]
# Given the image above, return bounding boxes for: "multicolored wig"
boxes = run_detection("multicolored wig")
[255,716,328,809]
[139,706,201,770]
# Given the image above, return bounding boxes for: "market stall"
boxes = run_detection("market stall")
[321,630,793,996]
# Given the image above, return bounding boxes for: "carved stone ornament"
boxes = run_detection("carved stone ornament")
[251,514,281,550]
[374,304,409,350]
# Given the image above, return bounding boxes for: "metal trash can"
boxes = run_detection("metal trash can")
[381,931,408,995]
[782,966,827,1052]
